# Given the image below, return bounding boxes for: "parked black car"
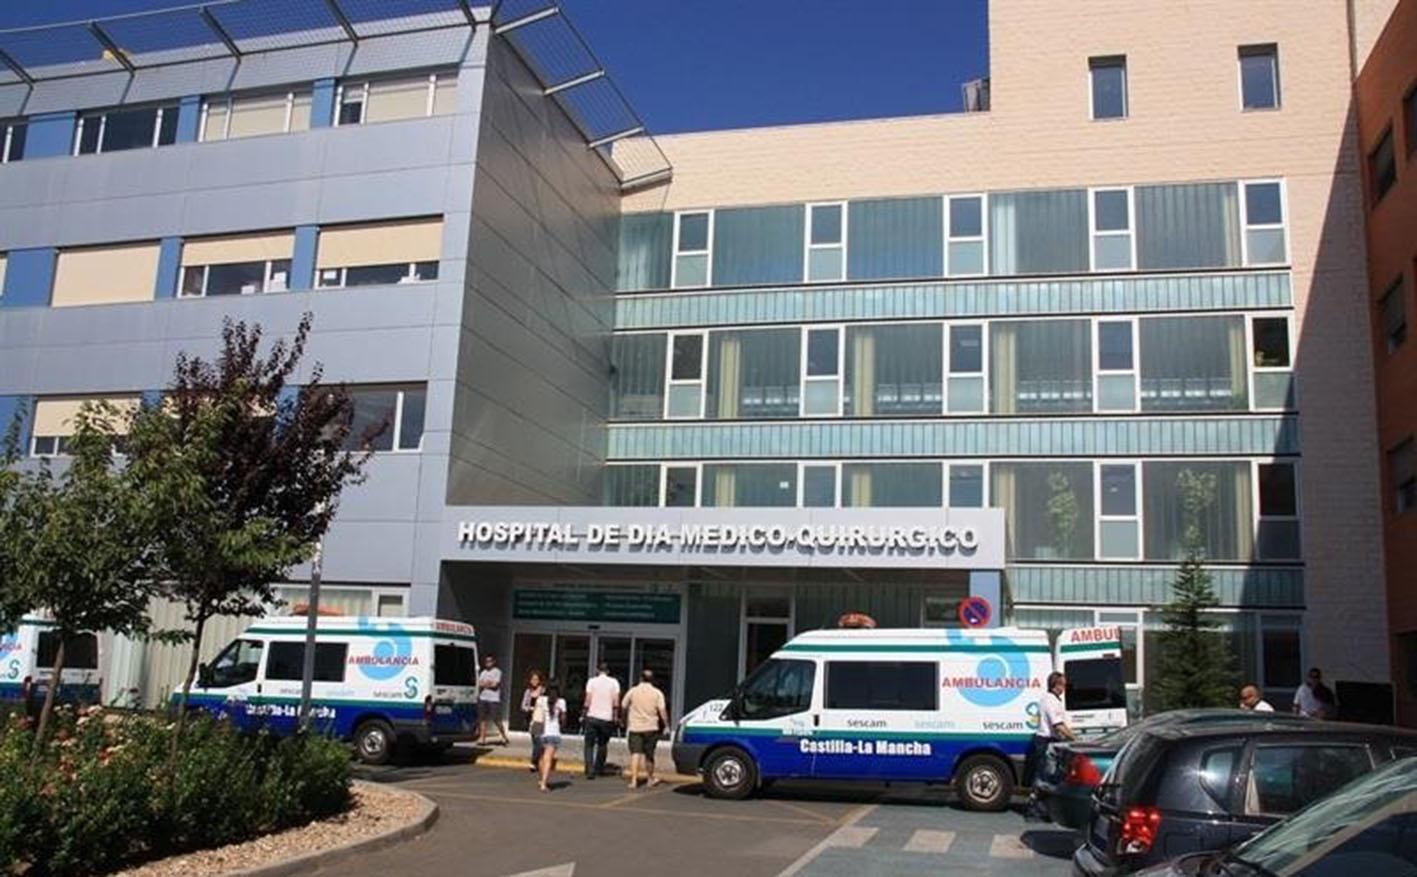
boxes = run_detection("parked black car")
[1072,719,1417,875]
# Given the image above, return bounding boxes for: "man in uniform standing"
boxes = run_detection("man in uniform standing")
[1025,671,1075,819]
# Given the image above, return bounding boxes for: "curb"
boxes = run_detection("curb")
[475,754,699,784]
[231,781,439,877]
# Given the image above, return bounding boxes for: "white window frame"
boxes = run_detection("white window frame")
[737,588,795,678]
[663,330,707,419]
[797,461,841,508]
[1247,311,1294,411]
[945,193,988,277]
[803,201,846,283]
[73,106,172,155]
[1094,316,1139,413]
[1240,178,1289,267]
[1087,186,1136,272]
[316,261,435,290]
[799,324,843,417]
[945,461,988,509]
[1237,44,1281,112]
[180,260,290,298]
[199,90,303,142]
[29,435,69,458]
[1,121,20,164]
[1096,460,1142,560]
[334,81,370,127]
[390,387,421,452]
[671,210,713,289]
[1252,458,1301,561]
[659,462,703,507]
[944,321,988,414]
[1088,55,1128,121]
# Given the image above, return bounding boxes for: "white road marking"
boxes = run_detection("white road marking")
[903,829,956,853]
[777,804,878,876]
[989,834,1035,859]
[505,864,575,877]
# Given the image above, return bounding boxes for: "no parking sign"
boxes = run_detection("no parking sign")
[958,595,992,628]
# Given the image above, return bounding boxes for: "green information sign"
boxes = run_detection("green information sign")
[513,590,681,624]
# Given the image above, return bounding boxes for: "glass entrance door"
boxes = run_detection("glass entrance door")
[511,629,678,735]
[555,634,591,734]
[509,632,553,732]
[633,638,676,735]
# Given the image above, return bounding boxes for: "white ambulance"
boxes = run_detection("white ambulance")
[672,626,1125,809]
[0,616,102,710]
[180,616,480,764]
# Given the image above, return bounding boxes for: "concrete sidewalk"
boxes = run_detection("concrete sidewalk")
[461,730,695,781]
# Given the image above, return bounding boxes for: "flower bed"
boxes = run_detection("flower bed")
[0,708,351,875]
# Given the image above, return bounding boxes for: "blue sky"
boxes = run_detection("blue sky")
[0,0,989,134]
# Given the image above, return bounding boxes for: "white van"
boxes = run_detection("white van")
[181,616,479,764]
[672,626,1125,809]
[0,616,102,710]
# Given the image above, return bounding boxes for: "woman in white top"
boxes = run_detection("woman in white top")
[536,681,568,793]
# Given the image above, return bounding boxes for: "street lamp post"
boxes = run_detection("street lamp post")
[298,534,324,732]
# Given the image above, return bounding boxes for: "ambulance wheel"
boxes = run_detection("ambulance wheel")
[702,747,757,800]
[354,719,396,765]
[955,754,1013,811]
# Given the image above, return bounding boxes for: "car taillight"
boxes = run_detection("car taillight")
[1118,806,1162,855]
[423,695,434,723]
[1066,753,1103,786]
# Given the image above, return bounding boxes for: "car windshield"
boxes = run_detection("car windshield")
[1228,756,1417,873]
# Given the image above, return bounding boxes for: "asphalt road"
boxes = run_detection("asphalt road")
[337,752,1081,877]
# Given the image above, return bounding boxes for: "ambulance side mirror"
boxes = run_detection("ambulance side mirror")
[197,662,211,688]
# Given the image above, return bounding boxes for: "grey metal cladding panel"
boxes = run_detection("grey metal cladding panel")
[319,521,417,583]
[606,417,1300,460]
[469,173,608,301]
[461,283,610,404]
[332,454,422,522]
[455,327,607,448]
[613,272,1294,329]
[1010,565,1303,607]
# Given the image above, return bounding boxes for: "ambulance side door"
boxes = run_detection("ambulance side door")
[813,658,942,781]
[192,637,266,728]
[730,657,819,779]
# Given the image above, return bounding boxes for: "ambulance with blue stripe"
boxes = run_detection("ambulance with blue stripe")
[180,616,479,764]
[0,616,102,711]
[672,626,1125,809]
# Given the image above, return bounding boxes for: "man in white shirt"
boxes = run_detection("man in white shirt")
[476,654,509,745]
[1025,672,1075,819]
[1292,667,1337,719]
[1240,684,1275,712]
[582,662,621,779]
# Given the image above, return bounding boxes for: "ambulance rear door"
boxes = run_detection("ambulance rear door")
[1054,626,1127,736]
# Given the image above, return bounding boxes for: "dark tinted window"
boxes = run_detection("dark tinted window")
[207,639,263,688]
[434,644,478,686]
[1371,128,1396,205]
[102,107,161,152]
[1198,747,1239,807]
[1065,658,1126,711]
[739,658,815,720]
[1090,56,1127,120]
[264,641,347,682]
[1248,744,1373,815]
[36,631,98,670]
[6,122,26,161]
[826,661,936,711]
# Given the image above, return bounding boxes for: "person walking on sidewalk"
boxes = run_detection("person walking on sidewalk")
[622,668,669,789]
[536,681,567,793]
[476,654,510,746]
[520,669,546,771]
[582,662,620,779]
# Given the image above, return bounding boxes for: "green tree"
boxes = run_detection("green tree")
[125,314,368,740]
[0,409,31,633]
[1149,469,1237,712]
[6,403,160,744]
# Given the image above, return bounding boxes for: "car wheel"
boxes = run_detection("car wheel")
[354,719,396,765]
[702,746,758,800]
[955,754,1014,812]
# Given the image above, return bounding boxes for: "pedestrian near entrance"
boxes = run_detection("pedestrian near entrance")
[1025,671,1075,820]
[582,662,620,779]
[520,669,546,771]
[1239,684,1274,712]
[536,681,567,793]
[1293,667,1337,719]
[476,654,510,746]
[622,669,669,789]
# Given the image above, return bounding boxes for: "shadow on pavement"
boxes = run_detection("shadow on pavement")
[1020,828,1084,860]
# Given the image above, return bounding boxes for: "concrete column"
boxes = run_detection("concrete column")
[22,111,76,159]
[0,248,57,308]
[153,237,183,299]
[290,225,318,290]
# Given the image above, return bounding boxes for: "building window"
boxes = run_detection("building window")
[1,119,25,163]
[702,463,797,508]
[342,385,426,452]
[1250,315,1294,410]
[1089,56,1127,120]
[1142,461,1253,561]
[52,242,161,308]
[842,462,943,508]
[1238,44,1280,110]
[75,105,178,155]
[1381,276,1408,353]
[946,195,986,276]
[1139,315,1248,412]
[179,231,296,297]
[844,323,943,416]
[610,334,666,420]
[1392,438,1416,515]
[990,319,1092,414]
[1256,461,1301,560]
[664,332,706,419]
[315,218,443,288]
[1097,463,1139,560]
[741,589,793,677]
[1096,319,1137,412]
[949,463,985,508]
[1405,84,1417,158]
[1090,188,1134,270]
[672,211,712,288]
[990,461,1095,560]
[988,189,1090,275]
[1370,127,1397,206]
[947,323,986,413]
[1242,181,1287,264]
[30,396,140,457]
[201,89,311,141]
[805,202,845,282]
[801,326,842,416]
[800,463,839,507]
[705,328,801,419]
[663,465,700,507]
[602,465,659,506]
[1259,615,1301,689]
[335,73,455,127]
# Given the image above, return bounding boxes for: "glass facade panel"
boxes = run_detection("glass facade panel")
[1090,57,1127,119]
[990,462,1095,559]
[1094,190,1129,230]
[1253,372,1294,410]
[948,377,984,412]
[702,464,797,507]
[1245,182,1283,224]
[808,248,843,281]
[846,197,944,280]
[705,329,801,418]
[807,329,839,376]
[1240,45,1279,110]
[618,213,672,291]
[678,213,709,250]
[1246,228,1286,264]
[1093,234,1132,270]
[949,197,982,237]
[844,324,943,416]
[1098,321,1133,370]
[603,466,659,506]
[674,253,708,287]
[802,465,837,507]
[1098,374,1136,410]
[989,319,1092,414]
[1252,317,1291,367]
[950,325,983,372]
[1256,520,1301,560]
[842,463,942,507]
[1101,465,1137,516]
[989,190,1089,275]
[1139,315,1248,411]
[811,204,842,244]
[1143,461,1253,560]
[610,334,666,420]
[802,380,838,415]
[671,335,703,380]
[1135,183,1241,269]
[947,240,984,275]
[712,205,805,286]
[665,385,701,418]
[950,465,984,507]
[1100,520,1139,559]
